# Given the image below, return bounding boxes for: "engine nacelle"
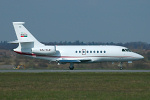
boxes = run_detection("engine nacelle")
[32,46,56,55]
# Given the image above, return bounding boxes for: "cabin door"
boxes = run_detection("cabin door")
[82,49,86,55]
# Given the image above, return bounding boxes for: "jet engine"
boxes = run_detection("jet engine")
[32,46,56,55]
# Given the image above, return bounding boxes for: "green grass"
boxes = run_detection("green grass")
[0,72,150,100]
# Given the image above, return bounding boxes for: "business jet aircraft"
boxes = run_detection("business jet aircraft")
[10,22,144,70]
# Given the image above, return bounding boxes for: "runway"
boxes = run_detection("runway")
[0,70,150,73]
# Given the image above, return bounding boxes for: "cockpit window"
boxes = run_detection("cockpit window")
[122,49,125,52]
[122,49,131,52]
[125,49,131,52]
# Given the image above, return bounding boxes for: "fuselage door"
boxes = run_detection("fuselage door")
[82,49,86,55]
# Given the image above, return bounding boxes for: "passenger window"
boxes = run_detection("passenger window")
[93,51,95,53]
[75,51,77,53]
[87,51,89,53]
[97,51,99,53]
[79,51,81,53]
[104,51,106,53]
[90,51,92,53]
[100,51,102,53]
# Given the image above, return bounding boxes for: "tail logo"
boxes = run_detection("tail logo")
[21,32,27,37]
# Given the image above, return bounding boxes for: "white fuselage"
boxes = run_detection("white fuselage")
[16,45,143,63]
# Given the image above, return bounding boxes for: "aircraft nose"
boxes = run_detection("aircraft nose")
[135,54,144,60]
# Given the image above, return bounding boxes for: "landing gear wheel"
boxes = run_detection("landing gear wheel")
[69,63,74,70]
[69,66,74,70]
[120,67,123,70]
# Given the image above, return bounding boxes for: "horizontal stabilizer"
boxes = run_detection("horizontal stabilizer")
[13,22,25,25]
[8,40,34,44]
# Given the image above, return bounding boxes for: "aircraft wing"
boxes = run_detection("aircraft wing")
[58,59,91,63]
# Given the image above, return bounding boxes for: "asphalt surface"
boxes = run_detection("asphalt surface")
[0,70,150,73]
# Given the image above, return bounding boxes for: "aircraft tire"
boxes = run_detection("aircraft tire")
[120,67,123,70]
[69,66,74,70]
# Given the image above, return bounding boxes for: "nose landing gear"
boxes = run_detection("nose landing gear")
[118,62,123,70]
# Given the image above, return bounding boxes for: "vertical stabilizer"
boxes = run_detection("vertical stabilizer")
[12,22,44,52]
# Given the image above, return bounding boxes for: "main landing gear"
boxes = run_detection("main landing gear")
[118,62,123,70]
[69,63,74,70]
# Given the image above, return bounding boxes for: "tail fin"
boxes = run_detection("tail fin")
[11,22,44,52]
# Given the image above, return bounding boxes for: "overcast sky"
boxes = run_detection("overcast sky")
[0,0,150,43]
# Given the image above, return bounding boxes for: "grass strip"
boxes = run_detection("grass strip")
[0,72,150,100]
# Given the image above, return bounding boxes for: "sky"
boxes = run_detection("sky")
[0,0,150,43]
